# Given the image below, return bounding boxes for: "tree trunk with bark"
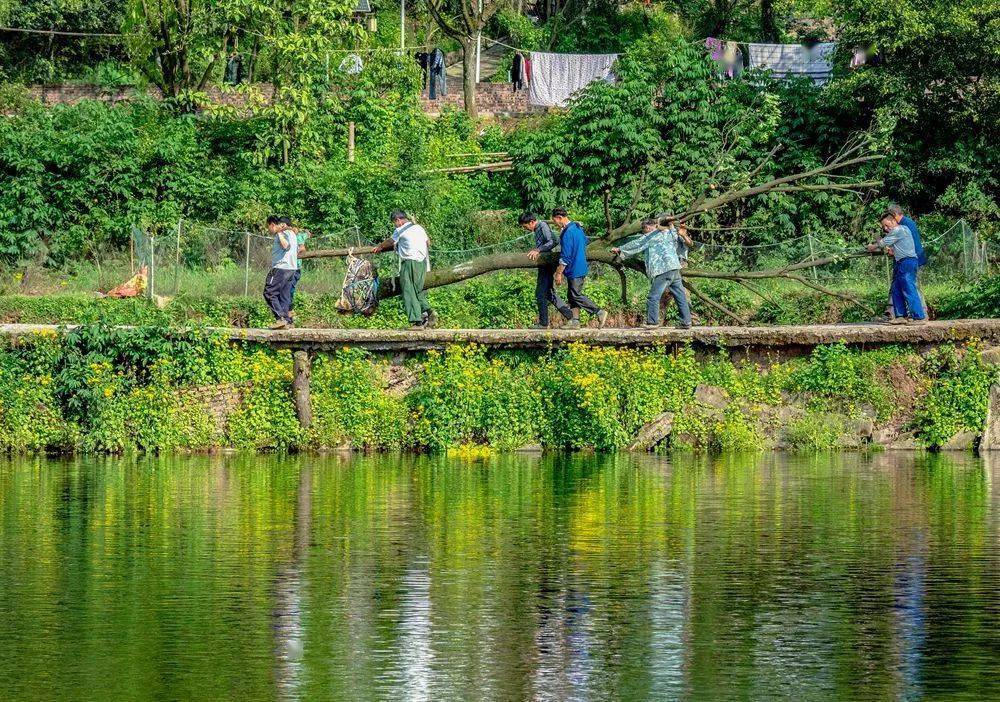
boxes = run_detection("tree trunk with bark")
[462,38,478,119]
[761,0,779,42]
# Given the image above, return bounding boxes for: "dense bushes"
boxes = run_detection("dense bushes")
[0,326,994,455]
[0,98,517,267]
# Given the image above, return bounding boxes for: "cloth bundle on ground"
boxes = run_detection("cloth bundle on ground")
[105,265,147,298]
[336,252,379,316]
[528,51,619,107]
[747,42,836,84]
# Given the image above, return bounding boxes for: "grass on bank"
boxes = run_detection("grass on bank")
[0,257,983,329]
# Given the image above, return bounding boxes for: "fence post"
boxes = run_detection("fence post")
[244,232,251,297]
[148,234,156,299]
[174,219,182,295]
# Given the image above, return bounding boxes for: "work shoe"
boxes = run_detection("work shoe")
[643,322,660,329]
[530,324,549,330]
[676,323,692,330]
[564,319,581,329]
[269,319,288,330]
[425,310,439,328]
[910,318,928,325]
[887,317,909,325]
[409,322,426,330]
[596,310,609,328]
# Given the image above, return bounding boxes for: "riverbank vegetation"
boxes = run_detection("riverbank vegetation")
[0,0,995,313]
[0,326,994,454]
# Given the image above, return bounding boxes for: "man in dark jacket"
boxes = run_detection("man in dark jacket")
[521,212,573,328]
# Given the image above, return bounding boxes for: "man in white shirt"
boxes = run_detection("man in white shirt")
[263,215,298,330]
[374,210,437,329]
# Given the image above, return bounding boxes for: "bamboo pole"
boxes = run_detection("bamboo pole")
[148,234,155,299]
[174,219,182,295]
[425,161,513,174]
[244,232,251,297]
[348,121,356,163]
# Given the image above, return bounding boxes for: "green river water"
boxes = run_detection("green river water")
[0,453,997,701]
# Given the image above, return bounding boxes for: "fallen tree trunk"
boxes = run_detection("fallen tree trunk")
[306,241,879,303]
[303,142,886,308]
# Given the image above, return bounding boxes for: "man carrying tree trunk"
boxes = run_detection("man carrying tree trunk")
[612,216,693,329]
[868,211,926,325]
[373,210,438,330]
[263,215,298,330]
[552,207,609,329]
[521,212,573,329]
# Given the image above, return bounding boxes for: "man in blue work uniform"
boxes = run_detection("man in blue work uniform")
[867,211,926,324]
[889,204,927,266]
[521,212,573,328]
[552,207,609,329]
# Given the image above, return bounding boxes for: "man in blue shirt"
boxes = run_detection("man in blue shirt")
[889,204,926,266]
[552,207,608,329]
[867,211,926,324]
[521,212,572,328]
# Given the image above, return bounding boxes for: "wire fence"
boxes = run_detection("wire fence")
[129,219,540,298]
[127,218,986,300]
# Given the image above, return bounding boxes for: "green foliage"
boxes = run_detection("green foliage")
[310,349,409,450]
[410,345,540,451]
[0,325,994,456]
[710,406,765,452]
[913,344,996,448]
[937,276,1000,319]
[226,381,302,451]
[0,72,524,268]
[82,385,215,453]
[538,344,700,450]
[784,412,846,452]
[828,0,999,240]
[787,342,908,420]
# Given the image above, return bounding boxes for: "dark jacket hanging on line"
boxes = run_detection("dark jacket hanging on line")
[429,48,447,100]
[511,53,523,91]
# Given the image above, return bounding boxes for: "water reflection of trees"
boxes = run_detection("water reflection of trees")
[0,451,996,700]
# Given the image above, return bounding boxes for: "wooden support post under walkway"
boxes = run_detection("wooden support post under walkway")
[292,350,312,430]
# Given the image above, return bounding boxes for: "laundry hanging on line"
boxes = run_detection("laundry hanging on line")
[705,38,744,78]
[510,52,532,92]
[527,51,618,107]
[415,51,430,89]
[428,48,447,100]
[746,42,836,84]
[224,54,245,85]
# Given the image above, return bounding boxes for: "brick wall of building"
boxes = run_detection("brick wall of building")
[22,81,542,117]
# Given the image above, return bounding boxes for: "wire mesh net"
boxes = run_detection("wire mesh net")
[126,217,987,303]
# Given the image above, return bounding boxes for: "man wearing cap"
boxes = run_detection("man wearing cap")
[373,210,437,329]
[612,215,693,329]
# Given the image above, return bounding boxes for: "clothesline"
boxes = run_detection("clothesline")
[0,25,120,37]
[483,35,705,54]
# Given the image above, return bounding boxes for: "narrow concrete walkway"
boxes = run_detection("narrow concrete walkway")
[4,319,998,355]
